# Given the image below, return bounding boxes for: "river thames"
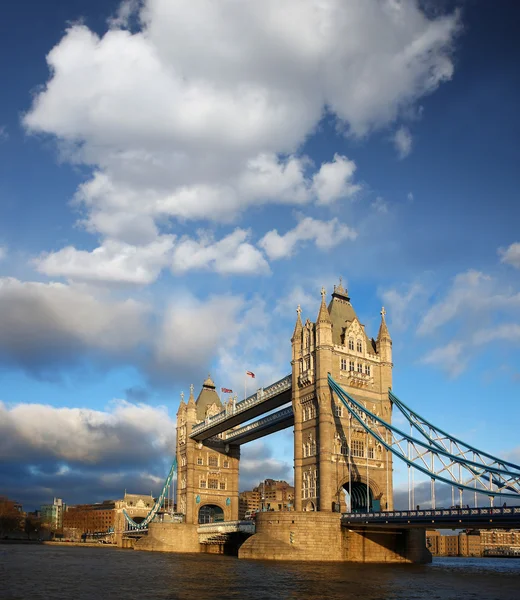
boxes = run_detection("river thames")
[1,544,519,600]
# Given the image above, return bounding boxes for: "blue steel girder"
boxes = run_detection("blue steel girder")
[328,376,520,500]
[190,375,292,441]
[123,457,177,530]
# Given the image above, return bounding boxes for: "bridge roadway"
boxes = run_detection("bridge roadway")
[190,375,292,442]
[341,506,520,530]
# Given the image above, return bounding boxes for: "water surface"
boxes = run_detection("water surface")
[1,545,519,600]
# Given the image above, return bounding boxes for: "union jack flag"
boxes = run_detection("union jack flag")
[246,371,255,378]
[221,387,233,393]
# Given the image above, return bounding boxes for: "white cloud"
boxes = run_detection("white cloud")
[311,154,360,204]
[108,0,140,28]
[499,242,520,269]
[393,125,413,158]
[407,191,414,203]
[153,294,244,375]
[259,216,356,260]
[34,236,175,285]
[380,282,424,330]
[171,228,269,275]
[371,196,388,214]
[23,1,459,238]
[420,341,465,377]
[0,399,175,466]
[0,277,147,372]
[473,324,520,345]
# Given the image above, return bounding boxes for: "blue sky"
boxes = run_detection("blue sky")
[1,0,519,511]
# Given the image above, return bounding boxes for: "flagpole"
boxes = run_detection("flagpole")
[244,374,247,401]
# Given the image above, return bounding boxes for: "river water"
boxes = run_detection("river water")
[1,544,519,600]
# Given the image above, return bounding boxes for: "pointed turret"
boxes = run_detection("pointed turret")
[377,307,392,346]
[187,383,196,407]
[292,304,303,341]
[316,287,332,324]
[376,307,393,392]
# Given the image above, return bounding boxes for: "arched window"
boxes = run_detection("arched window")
[348,338,354,350]
[357,340,362,353]
[357,362,363,373]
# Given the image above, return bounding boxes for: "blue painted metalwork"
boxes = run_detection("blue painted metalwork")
[328,375,520,500]
[123,457,177,530]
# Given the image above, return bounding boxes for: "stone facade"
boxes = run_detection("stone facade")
[239,512,430,563]
[292,282,393,513]
[176,376,240,524]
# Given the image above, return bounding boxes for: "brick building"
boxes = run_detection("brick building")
[63,501,115,537]
[239,479,295,518]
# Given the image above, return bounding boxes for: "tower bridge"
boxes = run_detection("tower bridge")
[122,280,520,562]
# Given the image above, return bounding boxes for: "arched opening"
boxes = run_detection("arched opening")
[198,504,224,524]
[303,500,316,512]
[342,482,374,513]
[132,516,146,524]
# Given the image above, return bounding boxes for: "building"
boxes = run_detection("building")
[63,500,115,538]
[239,479,295,518]
[480,529,520,552]
[426,529,520,557]
[291,282,393,512]
[40,498,66,531]
[176,376,241,524]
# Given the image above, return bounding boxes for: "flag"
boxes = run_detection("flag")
[246,371,255,378]
[221,387,233,394]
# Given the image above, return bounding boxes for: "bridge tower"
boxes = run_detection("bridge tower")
[292,280,393,513]
[176,376,240,524]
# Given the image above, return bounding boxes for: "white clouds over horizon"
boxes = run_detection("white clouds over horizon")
[23,0,459,256]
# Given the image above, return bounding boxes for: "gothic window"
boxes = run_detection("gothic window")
[219,482,226,490]
[334,404,343,418]
[340,440,348,455]
[181,476,187,489]
[208,455,218,468]
[181,454,187,467]
[302,470,317,499]
[348,338,354,350]
[352,440,365,458]
[340,358,347,371]
[305,356,311,371]
[349,360,354,371]
[357,340,362,353]
[197,457,203,465]
[357,362,363,373]
[200,480,207,488]
[365,364,371,376]
[368,446,374,459]
[223,460,229,469]
[208,479,219,490]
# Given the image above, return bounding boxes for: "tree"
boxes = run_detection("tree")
[0,498,23,537]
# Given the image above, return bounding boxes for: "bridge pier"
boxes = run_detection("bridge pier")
[238,512,431,563]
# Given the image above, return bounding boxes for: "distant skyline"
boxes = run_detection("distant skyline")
[1,0,519,511]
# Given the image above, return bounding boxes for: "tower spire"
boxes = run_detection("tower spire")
[187,383,196,406]
[316,287,332,324]
[292,304,303,341]
[377,306,391,341]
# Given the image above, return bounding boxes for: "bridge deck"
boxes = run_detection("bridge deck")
[341,506,520,529]
[190,375,291,441]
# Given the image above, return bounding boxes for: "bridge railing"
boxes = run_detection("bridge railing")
[342,506,520,521]
[190,374,291,437]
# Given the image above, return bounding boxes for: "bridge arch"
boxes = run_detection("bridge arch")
[337,475,383,513]
[198,503,225,524]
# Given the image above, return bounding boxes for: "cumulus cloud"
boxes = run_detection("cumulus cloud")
[393,125,413,158]
[0,277,147,373]
[499,242,520,269]
[23,0,459,241]
[34,236,175,284]
[0,399,176,508]
[171,229,269,275]
[311,154,360,204]
[240,439,293,491]
[152,293,245,378]
[259,217,356,260]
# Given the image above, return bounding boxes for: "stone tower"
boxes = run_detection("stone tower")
[176,376,240,524]
[292,280,393,513]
